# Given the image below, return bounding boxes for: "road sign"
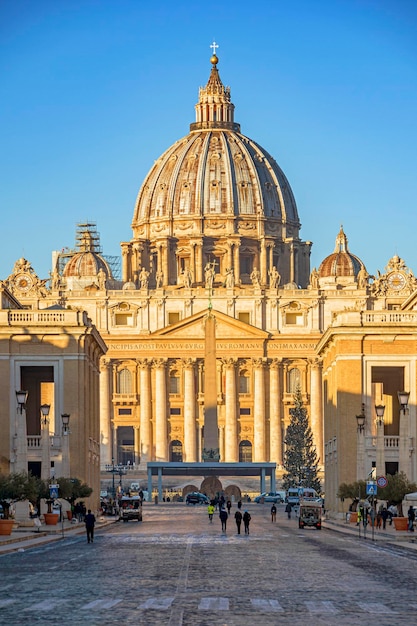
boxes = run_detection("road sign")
[377,475,388,488]
[49,484,59,499]
[366,481,377,496]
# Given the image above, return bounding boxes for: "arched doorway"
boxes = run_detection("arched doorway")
[239,440,252,462]
[170,439,183,462]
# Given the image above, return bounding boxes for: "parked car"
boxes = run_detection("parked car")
[254,492,285,504]
[185,492,210,505]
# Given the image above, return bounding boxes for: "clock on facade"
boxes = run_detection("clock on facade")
[387,272,406,291]
[14,273,34,292]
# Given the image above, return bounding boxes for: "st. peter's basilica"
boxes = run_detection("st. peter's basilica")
[1,50,417,514]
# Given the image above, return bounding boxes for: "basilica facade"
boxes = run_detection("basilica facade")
[2,51,417,514]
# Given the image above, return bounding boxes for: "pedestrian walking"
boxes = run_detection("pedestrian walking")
[381,507,389,530]
[237,499,242,510]
[271,504,277,522]
[85,509,96,543]
[234,509,242,534]
[219,507,228,532]
[285,502,292,519]
[408,505,415,532]
[207,502,215,523]
[226,499,232,514]
[243,510,251,534]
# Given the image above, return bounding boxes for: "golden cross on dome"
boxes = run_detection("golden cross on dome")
[210,41,219,55]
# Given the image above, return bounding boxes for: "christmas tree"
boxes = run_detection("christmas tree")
[282,386,321,493]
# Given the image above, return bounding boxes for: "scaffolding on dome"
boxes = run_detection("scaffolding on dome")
[56,221,122,280]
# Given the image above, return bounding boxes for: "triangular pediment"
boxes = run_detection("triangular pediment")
[401,288,417,311]
[151,309,270,340]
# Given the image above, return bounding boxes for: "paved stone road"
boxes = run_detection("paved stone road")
[1,503,417,625]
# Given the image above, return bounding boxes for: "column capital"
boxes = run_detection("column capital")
[252,357,266,369]
[269,357,283,369]
[153,358,167,370]
[222,357,237,369]
[100,357,112,372]
[181,357,196,370]
[308,357,322,368]
[136,358,152,370]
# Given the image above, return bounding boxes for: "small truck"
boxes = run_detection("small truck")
[118,496,143,522]
[298,501,322,530]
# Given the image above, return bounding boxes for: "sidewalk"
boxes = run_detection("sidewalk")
[322,515,417,549]
[0,515,117,555]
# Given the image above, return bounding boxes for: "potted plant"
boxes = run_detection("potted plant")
[39,477,92,524]
[380,472,417,531]
[0,472,40,535]
[55,477,92,512]
[37,480,61,524]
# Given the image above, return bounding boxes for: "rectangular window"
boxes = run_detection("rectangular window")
[168,312,180,325]
[239,376,249,394]
[170,407,181,415]
[241,257,252,275]
[240,408,251,415]
[285,312,304,326]
[169,377,180,394]
[238,312,250,324]
[115,313,133,326]
[118,408,132,415]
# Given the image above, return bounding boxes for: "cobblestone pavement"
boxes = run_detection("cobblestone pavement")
[1,503,417,625]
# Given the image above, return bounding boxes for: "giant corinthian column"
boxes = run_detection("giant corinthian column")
[309,358,323,464]
[154,359,168,461]
[183,359,197,461]
[223,358,238,462]
[99,358,112,466]
[253,358,266,461]
[269,358,282,466]
[138,359,152,466]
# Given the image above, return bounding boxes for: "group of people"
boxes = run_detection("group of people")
[207,498,251,535]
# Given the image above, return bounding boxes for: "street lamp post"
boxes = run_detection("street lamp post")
[118,466,126,494]
[398,390,410,476]
[356,403,366,481]
[375,403,385,480]
[61,413,71,477]
[40,403,51,481]
[14,390,28,473]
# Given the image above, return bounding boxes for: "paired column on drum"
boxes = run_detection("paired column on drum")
[223,358,238,462]
[138,359,152,465]
[154,359,168,460]
[253,358,266,461]
[183,358,197,461]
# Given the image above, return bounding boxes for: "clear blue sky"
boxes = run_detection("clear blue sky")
[1,0,417,281]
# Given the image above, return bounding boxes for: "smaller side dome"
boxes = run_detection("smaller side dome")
[63,251,111,279]
[61,223,113,290]
[319,227,365,282]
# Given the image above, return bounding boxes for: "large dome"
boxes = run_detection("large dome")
[123,52,311,289]
[132,56,300,240]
